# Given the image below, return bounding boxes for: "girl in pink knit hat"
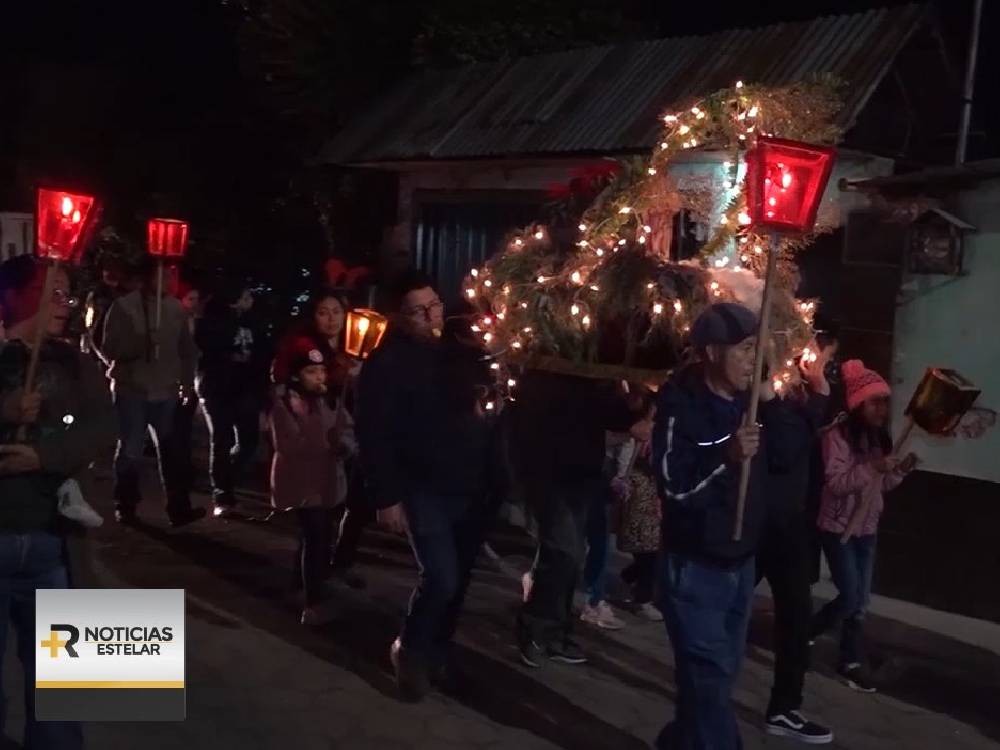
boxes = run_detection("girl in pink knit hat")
[809,359,918,693]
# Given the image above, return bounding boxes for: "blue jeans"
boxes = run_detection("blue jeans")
[810,532,877,668]
[0,532,83,750]
[583,484,612,606]
[400,493,490,664]
[657,554,754,750]
[113,391,191,518]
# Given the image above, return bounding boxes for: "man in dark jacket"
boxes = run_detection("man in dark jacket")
[512,370,640,667]
[652,302,801,750]
[757,342,836,744]
[358,271,501,701]
[0,255,116,749]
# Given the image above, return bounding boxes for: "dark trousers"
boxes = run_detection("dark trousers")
[657,554,754,750]
[400,493,490,664]
[622,551,658,605]
[170,396,198,497]
[582,484,612,606]
[0,532,83,750]
[331,466,373,571]
[295,508,335,606]
[518,478,599,647]
[201,386,260,507]
[113,390,192,519]
[756,512,814,716]
[811,532,877,668]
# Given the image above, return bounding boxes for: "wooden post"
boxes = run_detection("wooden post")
[732,236,780,541]
[17,260,59,442]
[154,260,164,361]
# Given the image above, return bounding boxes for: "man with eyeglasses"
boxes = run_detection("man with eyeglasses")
[102,255,205,527]
[0,254,115,750]
[358,270,503,702]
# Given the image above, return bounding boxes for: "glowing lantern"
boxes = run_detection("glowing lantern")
[147,218,190,259]
[36,188,97,262]
[744,137,835,234]
[345,309,388,360]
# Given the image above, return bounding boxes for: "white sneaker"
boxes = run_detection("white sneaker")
[580,601,626,630]
[636,602,664,622]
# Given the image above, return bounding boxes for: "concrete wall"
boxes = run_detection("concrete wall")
[0,212,33,260]
[891,179,1000,483]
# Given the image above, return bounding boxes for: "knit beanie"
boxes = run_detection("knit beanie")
[287,337,326,381]
[842,359,890,411]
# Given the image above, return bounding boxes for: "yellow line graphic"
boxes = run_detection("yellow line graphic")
[36,680,184,689]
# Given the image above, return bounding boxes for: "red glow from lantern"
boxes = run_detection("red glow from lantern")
[147,218,190,259]
[745,137,835,234]
[36,188,97,262]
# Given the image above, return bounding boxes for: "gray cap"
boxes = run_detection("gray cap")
[689,302,758,347]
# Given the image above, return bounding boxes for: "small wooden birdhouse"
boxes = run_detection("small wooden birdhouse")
[907,207,973,275]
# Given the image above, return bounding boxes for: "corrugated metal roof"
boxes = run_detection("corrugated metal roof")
[320,4,927,165]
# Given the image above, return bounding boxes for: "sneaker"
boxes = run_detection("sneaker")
[390,638,431,702]
[213,504,238,519]
[765,711,834,744]
[169,507,207,528]
[580,601,625,630]
[546,638,588,665]
[636,602,664,622]
[114,508,137,525]
[521,571,533,603]
[518,636,545,668]
[839,664,877,693]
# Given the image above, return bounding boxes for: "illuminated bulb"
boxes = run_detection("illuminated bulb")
[578,223,587,231]
[589,284,600,291]
[503,285,511,294]
[471,325,481,332]
[619,206,632,214]
[689,139,698,147]
[691,106,701,115]
[483,332,493,343]
[682,142,691,149]
[514,238,524,247]
[710,281,720,290]
[596,248,604,257]
[491,362,500,370]
[521,302,528,309]
[60,197,73,216]
[578,240,589,247]
[722,161,732,169]
[786,359,794,367]
[664,114,678,123]
[523,326,533,333]
[679,124,691,135]
[720,216,729,225]
[696,111,706,119]
[748,105,759,118]
[571,271,582,284]
[647,282,655,289]
[736,80,744,89]
[738,212,752,225]
[673,300,683,313]
[638,235,647,244]
[739,236,748,244]
[618,238,627,246]
[648,167,657,175]
[484,279,493,287]
[485,401,495,411]
[497,312,505,320]
[652,303,664,315]
[808,351,819,363]
[465,288,476,299]
[782,172,793,188]
[724,181,733,189]
[660,142,669,150]
[537,276,546,283]
[754,246,763,254]
[739,134,747,141]
[773,379,784,391]
[570,304,580,316]
[802,347,812,360]
[768,197,777,207]
[741,254,750,262]
[643,225,652,233]
[482,316,492,325]
[683,324,691,332]
[581,315,591,328]
[470,268,479,277]
[512,341,522,349]
[507,378,517,387]
[71,209,82,224]
[766,210,775,219]
[714,257,729,268]
[534,230,544,240]
[713,289,722,297]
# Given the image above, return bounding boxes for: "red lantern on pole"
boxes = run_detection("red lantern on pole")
[744,137,835,233]
[732,137,836,542]
[36,188,97,262]
[147,218,190,259]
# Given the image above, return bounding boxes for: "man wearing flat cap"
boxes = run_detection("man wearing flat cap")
[651,302,803,750]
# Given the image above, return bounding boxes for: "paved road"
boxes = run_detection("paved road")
[4,460,1000,749]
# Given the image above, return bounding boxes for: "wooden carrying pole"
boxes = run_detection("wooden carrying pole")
[732,239,780,541]
[17,260,59,441]
[154,260,164,360]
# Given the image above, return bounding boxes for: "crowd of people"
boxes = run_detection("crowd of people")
[0,251,919,750]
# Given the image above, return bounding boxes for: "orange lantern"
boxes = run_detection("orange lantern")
[36,187,97,262]
[345,309,387,360]
[745,137,836,234]
[147,218,190,259]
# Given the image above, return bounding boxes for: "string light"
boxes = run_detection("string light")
[482,316,492,325]
[736,80,744,89]
[638,235,647,244]
[483,332,493,343]
[570,304,580,316]
[647,167,657,175]
[664,114,678,123]
[507,378,517,387]
[596,248,604,257]
[522,326,533,333]
[647,282,655,289]
[578,223,587,231]
[512,341,522,349]
[471,325,481,332]
[619,206,632,214]
[618,238,627,246]
[484,279,493,287]
[748,105,759,118]
[465,289,476,299]
[589,284,600,291]
[490,362,500,370]
[537,275,547,283]
[674,300,683,313]
[571,271,583,284]
[514,238,524,247]
[652,303,664,315]
[741,254,750,262]
[581,315,591,328]
[660,142,669,150]
[738,211,752,225]
[679,124,691,135]
[470,268,479,277]
[534,230,544,240]
[643,225,652,233]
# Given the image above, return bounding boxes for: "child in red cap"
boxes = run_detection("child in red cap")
[810,359,917,692]
[270,338,355,626]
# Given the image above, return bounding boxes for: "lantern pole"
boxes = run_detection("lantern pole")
[154,259,164,360]
[732,233,780,541]
[17,260,60,442]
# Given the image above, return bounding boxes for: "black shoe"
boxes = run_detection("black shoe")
[212,504,238,519]
[546,638,587,665]
[169,507,207,528]
[839,664,877,693]
[766,711,834,744]
[518,637,545,669]
[390,639,430,702]
[114,508,137,525]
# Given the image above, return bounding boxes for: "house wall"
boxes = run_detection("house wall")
[891,179,1000,483]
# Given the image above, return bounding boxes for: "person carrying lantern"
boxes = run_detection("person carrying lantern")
[102,255,205,527]
[270,336,355,626]
[651,302,803,750]
[357,270,504,702]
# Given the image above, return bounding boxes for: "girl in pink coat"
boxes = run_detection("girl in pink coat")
[270,339,355,626]
[809,359,917,693]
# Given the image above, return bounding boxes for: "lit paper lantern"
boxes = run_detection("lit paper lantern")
[745,137,836,234]
[36,188,97,262]
[905,367,981,435]
[147,218,190,258]
[344,308,387,360]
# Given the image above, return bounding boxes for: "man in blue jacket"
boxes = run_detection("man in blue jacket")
[652,302,800,750]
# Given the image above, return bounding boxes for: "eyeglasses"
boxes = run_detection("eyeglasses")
[404,299,443,319]
[53,289,80,308]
